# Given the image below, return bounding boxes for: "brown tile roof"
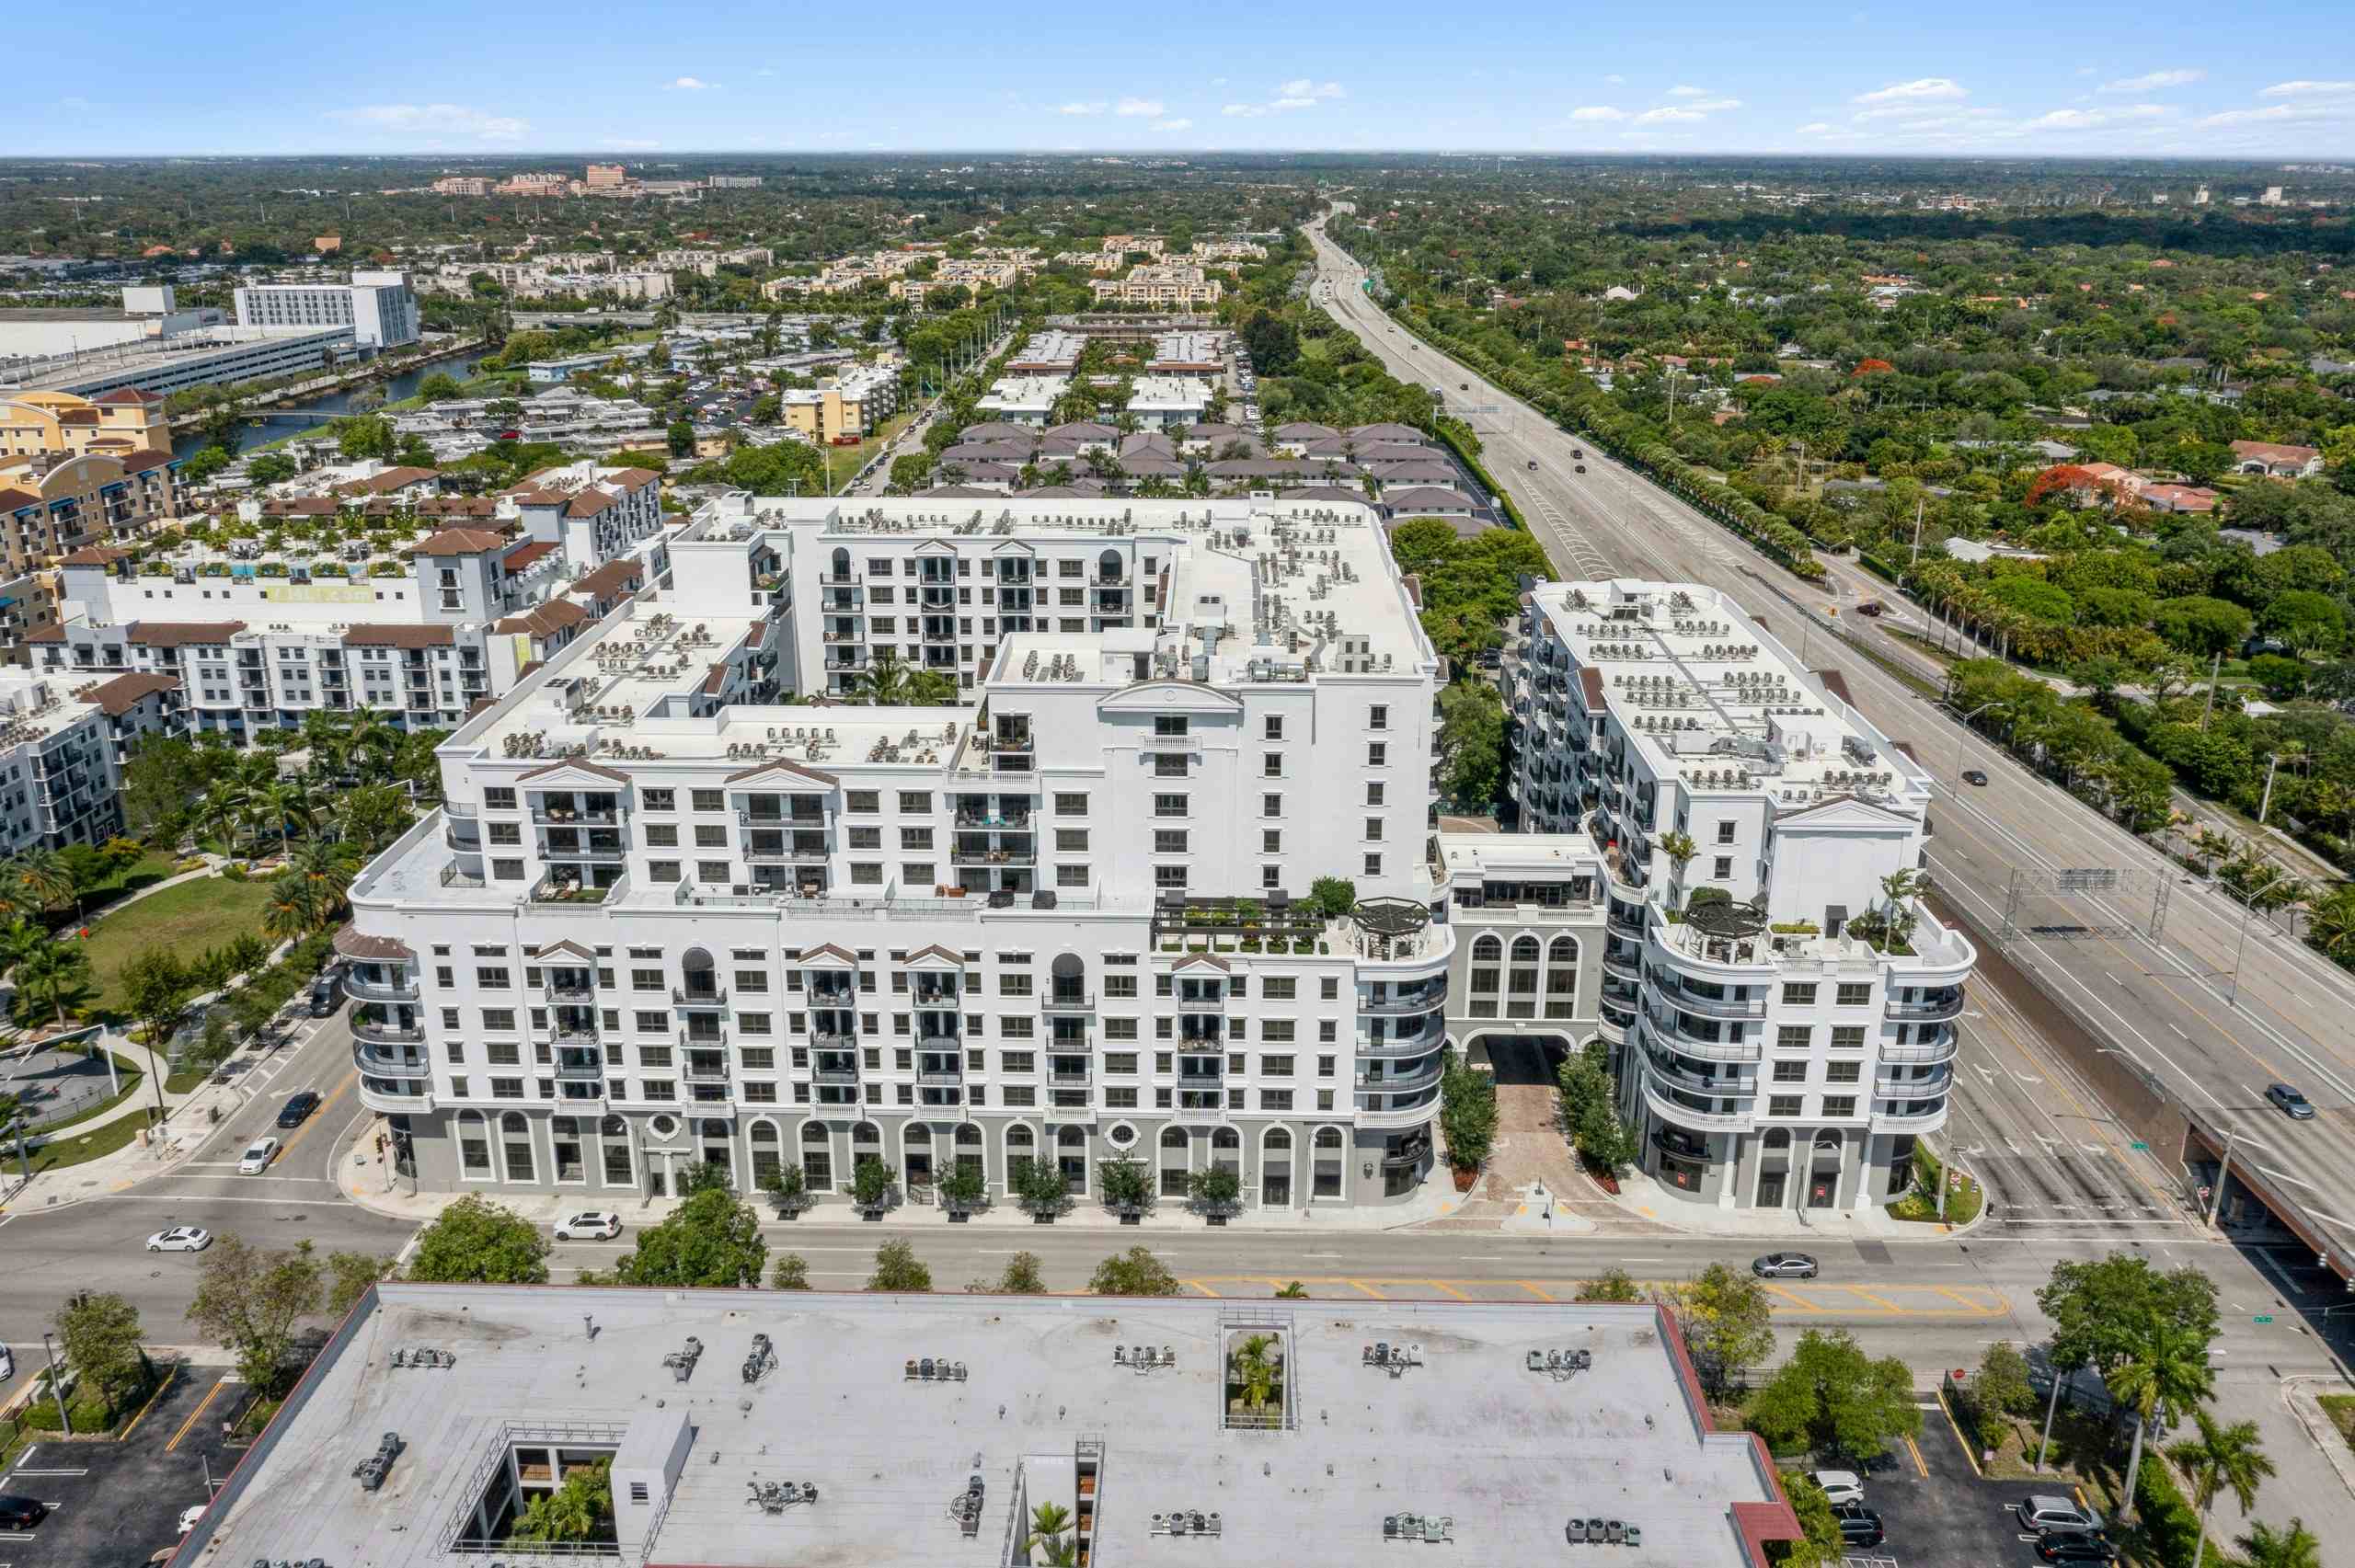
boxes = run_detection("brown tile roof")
[570,559,645,600]
[117,450,174,475]
[1578,668,1606,710]
[334,928,415,961]
[334,465,439,497]
[75,670,179,716]
[128,621,246,647]
[416,496,499,518]
[517,759,630,784]
[90,387,163,405]
[0,487,41,511]
[59,545,130,567]
[23,625,64,644]
[502,539,559,573]
[605,467,661,491]
[564,489,618,518]
[492,599,588,637]
[721,757,840,787]
[411,527,510,555]
[504,487,570,507]
[531,939,597,961]
[340,624,455,647]
[262,497,339,517]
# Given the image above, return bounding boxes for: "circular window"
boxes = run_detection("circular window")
[1106,1122,1138,1150]
[648,1114,680,1141]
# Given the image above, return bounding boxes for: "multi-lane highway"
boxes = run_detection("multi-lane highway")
[1306,211,2355,1273]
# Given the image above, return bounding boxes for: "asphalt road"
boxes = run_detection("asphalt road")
[0,1010,414,1352]
[1305,211,2355,1276]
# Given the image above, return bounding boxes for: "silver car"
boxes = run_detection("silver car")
[1752,1252,1820,1279]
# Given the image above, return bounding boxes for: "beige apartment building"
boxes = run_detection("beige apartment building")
[0,388,173,461]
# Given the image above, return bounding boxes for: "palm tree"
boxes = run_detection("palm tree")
[855,650,917,705]
[2169,1411,2274,1568]
[2305,886,2355,964]
[1657,830,1697,904]
[0,917,49,979]
[10,849,73,917]
[199,784,251,857]
[2110,1320,2217,1524]
[13,937,91,1030]
[2237,1519,2323,1568]
[1025,1502,1076,1566]
[260,780,319,853]
[1234,1333,1278,1416]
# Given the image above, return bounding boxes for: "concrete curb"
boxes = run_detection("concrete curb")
[2282,1375,2355,1504]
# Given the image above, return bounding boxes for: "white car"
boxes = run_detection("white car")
[147,1227,214,1253]
[1812,1471,1865,1507]
[0,1344,12,1381]
[178,1505,208,1535]
[553,1210,623,1242]
[237,1137,281,1174]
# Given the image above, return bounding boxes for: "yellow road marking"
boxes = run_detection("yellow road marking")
[1903,1434,1928,1479]
[270,1069,354,1163]
[1516,1280,1557,1301]
[167,1375,229,1454]
[117,1360,179,1442]
[1183,1278,1223,1298]
[1851,1289,1907,1313]
[1935,1387,1987,1481]
[1346,1278,1387,1299]
[1425,1279,1472,1301]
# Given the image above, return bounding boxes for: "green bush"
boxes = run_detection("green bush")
[2132,1455,2205,1568]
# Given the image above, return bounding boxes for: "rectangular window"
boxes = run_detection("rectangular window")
[847,790,879,813]
[641,788,674,812]
[644,823,678,848]
[1105,1053,1139,1075]
[1367,741,1386,768]
[483,787,516,811]
[1055,829,1088,853]
[1835,982,1874,1007]
[476,967,511,989]
[1262,793,1282,818]
[1775,1024,1811,1049]
[1261,1054,1294,1076]
[1716,820,1736,844]
[1364,816,1383,841]
[1153,794,1187,818]
[1821,1095,1857,1118]
[1781,982,1818,1006]
[1368,704,1388,730]
[1772,1060,1808,1083]
[1263,978,1296,1001]
[898,791,932,815]
[1057,864,1088,888]
[1262,753,1282,778]
[1824,1060,1862,1084]
[1056,792,1088,815]
[1830,1025,1867,1050]
[1154,830,1187,855]
[691,789,723,812]
[1712,856,1732,880]
[1155,754,1188,778]
[1768,1095,1802,1117]
[481,1008,516,1033]
[1155,865,1187,889]
[1362,853,1382,877]
[1104,1086,1139,1109]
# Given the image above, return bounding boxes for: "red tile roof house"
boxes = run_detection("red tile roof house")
[2230,441,2325,478]
[2141,484,2219,514]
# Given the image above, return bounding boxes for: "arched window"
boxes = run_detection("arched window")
[1212,1127,1240,1149]
[800,1122,831,1144]
[1056,1124,1087,1195]
[1007,1125,1036,1150]
[700,1117,729,1139]
[1314,1126,1345,1150]
[1312,1125,1346,1200]
[1547,934,1580,964]
[1545,934,1580,1018]
[853,1120,881,1147]
[800,1121,833,1189]
[1510,934,1541,963]
[1264,1127,1292,1150]
[500,1111,534,1184]
[747,1120,781,1185]
[1161,1127,1190,1150]
[1260,1126,1293,1207]
[1098,548,1122,582]
[1507,934,1543,1017]
[953,1122,984,1181]
[1763,1127,1790,1150]
[831,546,850,578]
[749,1123,778,1144]
[1472,933,1503,961]
[600,1115,626,1139]
[905,1123,932,1145]
[1157,1123,1191,1199]
[1057,1126,1086,1148]
[597,1115,632,1187]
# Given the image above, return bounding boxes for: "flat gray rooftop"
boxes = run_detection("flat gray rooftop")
[185,1285,1792,1568]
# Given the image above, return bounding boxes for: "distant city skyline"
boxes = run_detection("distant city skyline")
[18,1,2355,159]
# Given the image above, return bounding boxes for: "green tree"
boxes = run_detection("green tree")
[1675,1263,1776,1399]
[867,1238,933,1292]
[667,418,695,457]
[12,937,90,1030]
[1305,876,1357,918]
[1089,1245,1181,1297]
[886,452,934,495]
[186,1234,325,1392]
[333,414,395,462]
[2152,595,2254,658]
[1027,1502,1078,1567]
[246,452,297,486]
[406,1194,552,1285]
[325,1250,392,1318]
[1097,1152,1155,1213]
[415,372,465,403]
[1575,1267,1644,1303]
[1974,1340,2035,1423]
[120,947,194,1063]
[1010,1154,1070,1216]
[2168,1409,2275,1568]
[511,1457,614,1544]
[772,1253,812,1289]
[1187,1164,1243,1213]
[1775,1472,1849,1568]
[968,1251,1046,1295]
[2111,1320,2217,1524]
[1435,681,1504,810]
[1439,1054,1498,1171]
[2237,1519,2324,1568]
[1748,1329,1920,1462]
[180,446,231,485]
[55,1292,147,1413]
[608,1188,766,1288]
[2260,589,2347,655]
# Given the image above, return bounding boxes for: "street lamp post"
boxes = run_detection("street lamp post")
[2206,1126,2239,1229]
[1955,701,2008,783]
[2224,864,2292,1008]
[41,1330,71,1436]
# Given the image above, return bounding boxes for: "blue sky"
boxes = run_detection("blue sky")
[23,1,2355,158]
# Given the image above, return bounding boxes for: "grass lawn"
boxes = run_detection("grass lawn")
[64,851,177,922]
[79,874,277,1013]
[2321,1391,2355,1449]
[20,1103,153,1174]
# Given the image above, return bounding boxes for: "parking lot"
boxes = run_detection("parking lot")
[1,1361,244,1568]
[1863,1395,2088,1568]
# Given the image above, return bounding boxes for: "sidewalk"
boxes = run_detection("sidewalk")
[1590,1167,1984,1242]
[335,1113,1469,1235]
[1,1031,258,1214]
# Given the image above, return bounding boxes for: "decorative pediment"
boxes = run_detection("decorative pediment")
[724,759,840,788]
[516,759,630,788]
[1775,795,1915,830]
[1099,680,1243,716]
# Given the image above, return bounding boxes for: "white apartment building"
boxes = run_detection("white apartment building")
[0,666,178,853]
[233,271,421,349]
[339,489,1449,1210]
[1090,266,1224,307]
[1506,580,1972,1212]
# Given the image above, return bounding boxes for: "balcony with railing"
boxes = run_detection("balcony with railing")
[352,1039,427,1075]
[683,1057,732,1082]
[812,1061,860,1086]
[1885,990,1967,1022]
[1174,989,1226,1012]
[352,1013,425,1045]
[1048,1060,1092,1085]
[1656,983,1766,1021]
[1042,987,1094,1013]
[543,972,596,1001]
[1870,1099,1947,1132]
[1636,1009,1760,1061]
[1878,1033,1960,1066]
[672,986,729,1008]
[1642,1077,1753,1133]
[1355,1059,1443,1095]
[1876,1062,1955,1095]
[1360,983,1446,1015]
[1357,1096,1440,1129]
[530,872,624,907]
[1641,1048,1754,1099]
[1170,1097,1228,1125]
[357,1077,434,1113]
[344,969,419,1004]
[554,1051,605,1081]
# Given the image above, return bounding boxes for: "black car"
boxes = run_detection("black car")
[0,1495,47,1528]
[1833,1505,1883,1548]
[2037,1530,2116,1563]
[1574,463,1586,473]
[277,1090,321,1128]
[1961,769,1989,786]
[309,977,342,1017]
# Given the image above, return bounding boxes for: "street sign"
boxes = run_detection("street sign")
[2254,1315,2274,1324]
[2131,1140,2150,1150]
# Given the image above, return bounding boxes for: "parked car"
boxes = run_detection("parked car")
[277,1090,321,1127]
[1832,1504,1883,1548]
[2017,1496,2103,1535]
[0,1496,45,1528]
[178,1505,209,1536]
[1811,1471,1864,1506]
[1753,1253,1820,1279]
[2267,1082,2317,1120]
[553,1210,624,1242]
[0,1344,11,1381]
[146,1227,213,1253]
[1962,769,1990,786]
[2037,1530,2117,1563]
[238,1137,281,1174]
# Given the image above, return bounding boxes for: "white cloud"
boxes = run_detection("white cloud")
[1278,78,1346,100]
[664,75,716,90]
[1635,106,1707,124]
[2099,68,2202,93]
[1853,77,1967,105]
[1795,121,1834,133]
[1603,74,1624,85]
[1675,97,1742,112]
[1569,106,1626,121]
[1273,97,1318,110]
[753,67,776,77]
[2025,104,2173,131]
[1057,100,1108,115]
[2260,80,2355,97]
[1150,117,1193,132]
[326,103,527,140]
[2199,101,2342,127]
[1115,97,1165,117]
[1666,85,1713,98]
[1222,103,1265,118]
[1210,75,1228,87]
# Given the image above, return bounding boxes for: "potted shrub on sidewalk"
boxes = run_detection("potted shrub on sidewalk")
[1439,1053,1497,1193]
[760,1163,811,1220]
[937,1162,988,1222]
[1011,1155,1070,1223]
[849,1156,898,1219]
[1188,1165,1243,1226]
[1098,1152,1155,1225]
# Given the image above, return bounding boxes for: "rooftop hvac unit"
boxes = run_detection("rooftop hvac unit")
[350,1430,404,1492]
[664,1336,704,1383]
